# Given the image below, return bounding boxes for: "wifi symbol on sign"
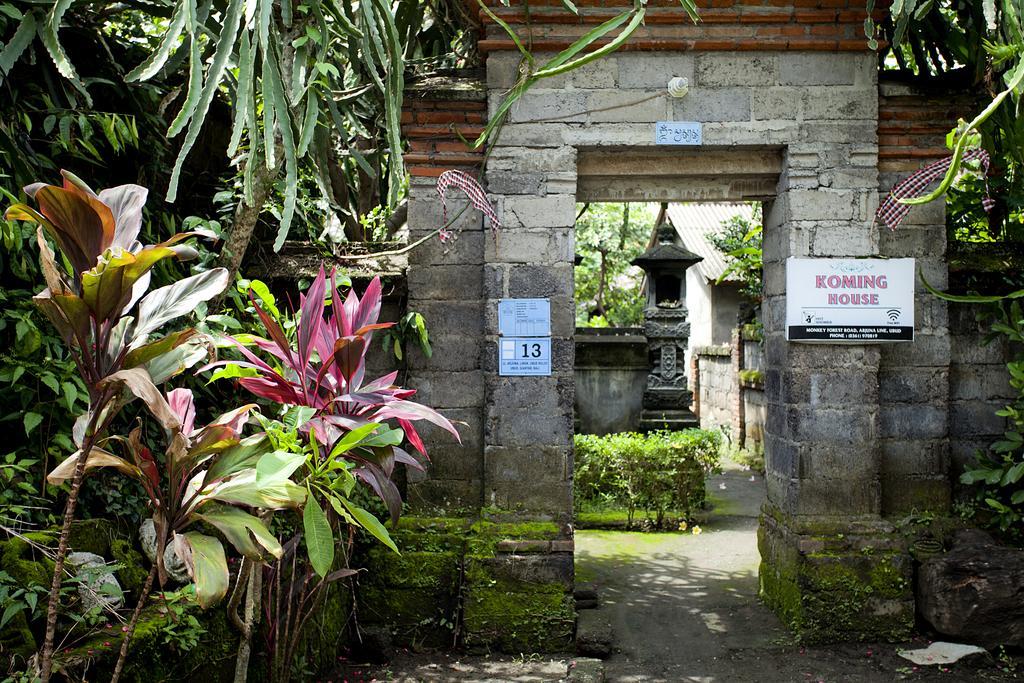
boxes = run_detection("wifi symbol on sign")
[886,309,901,323]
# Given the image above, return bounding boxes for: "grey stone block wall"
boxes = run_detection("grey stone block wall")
[948,301,1014,492]
[876,174,952,515]
[697,348,735,431]
[405,178,486,513]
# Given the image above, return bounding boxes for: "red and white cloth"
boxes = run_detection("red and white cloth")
[876,148,994,231]
[436,169,500,241]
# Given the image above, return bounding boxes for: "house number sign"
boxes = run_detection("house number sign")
[498,298,552,376]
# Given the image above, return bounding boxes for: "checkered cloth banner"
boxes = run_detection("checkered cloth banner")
[436,169,500,241]
[876,148,994,231]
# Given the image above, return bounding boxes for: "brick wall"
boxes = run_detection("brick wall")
[476,0,882,54]
[402,72,487,178]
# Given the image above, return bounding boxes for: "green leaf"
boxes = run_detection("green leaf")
[61,381,77,411]
[167,0,246,202]
[330,423,382,457]
[247,280,279,318]
[195,504,282,559]
[38,0,92,105]
[303,496,334,577]
[23,412,42,436]
[207,364,259,384]
[134,269,230,338]
[40,373,59,394]
[227,29,254,158]
[282,405,317,431]
[341,499,397,553]
[1003,461,1024,485]
[126,0,189,82]
[177,532,229,608]
[0,12,37,79]
[256,450,306,486]
[986,497,1012,513]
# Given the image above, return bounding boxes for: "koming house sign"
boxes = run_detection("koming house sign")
[786,258,915,343]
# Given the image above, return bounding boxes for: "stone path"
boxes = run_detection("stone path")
[332,459,1020,681]
[574,458,790,680]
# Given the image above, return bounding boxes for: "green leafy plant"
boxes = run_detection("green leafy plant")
[574,429,722,528]
[381,311,432,363]
[710,204,763,307]
[0,569,47,630]
[957,299,1024,543]
[207,267,458,682]
[4,171,230,682]
[574,203,654,327]
[154,587,207,653]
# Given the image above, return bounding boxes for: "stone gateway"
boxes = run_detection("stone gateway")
[395,0,1009,648]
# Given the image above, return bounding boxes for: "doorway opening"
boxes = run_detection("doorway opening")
[570,148,783,672]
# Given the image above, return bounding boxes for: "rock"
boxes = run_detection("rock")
[576,609,613,659]
[67,552,123,613]
[917,528,1024,649]
[140,519,189,584]
[354,625,394,663]
[567,657,605,682]
[575,582,600,610]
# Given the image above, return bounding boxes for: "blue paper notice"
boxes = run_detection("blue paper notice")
[498,299,550,337]
[499,337,552,377]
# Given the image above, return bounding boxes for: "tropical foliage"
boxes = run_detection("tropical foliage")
[877,0,1024,242]
[574,429,722,528]
[4,171,230,679]
[574,202,655,328]
[205,267,459,682]
[709,203,763,307]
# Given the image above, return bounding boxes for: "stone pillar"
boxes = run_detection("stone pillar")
[758,131,915,642]
[481,152,578,521]
[402,77,488,513]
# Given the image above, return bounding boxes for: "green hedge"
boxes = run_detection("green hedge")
[574,429,722,528]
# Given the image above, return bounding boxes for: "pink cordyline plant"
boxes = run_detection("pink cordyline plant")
[207,265,460,521]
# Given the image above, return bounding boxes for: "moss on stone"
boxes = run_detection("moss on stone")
[0,535,55,588]
[759,509,914,644]
[466,520,560,555]
[463,587,574,654]
[110,538,148,598]
[67,518,116,556]
[364,548,459,590]
[57,593,238,682]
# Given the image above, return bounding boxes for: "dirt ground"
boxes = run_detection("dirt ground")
[331,461,1022,682]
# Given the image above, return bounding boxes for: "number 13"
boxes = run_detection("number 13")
[521,343,542,358]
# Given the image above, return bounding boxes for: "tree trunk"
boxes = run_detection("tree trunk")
[232,561,262,683]
[110,563,158,683]
[38,405,106,682]
[219,162,279,286]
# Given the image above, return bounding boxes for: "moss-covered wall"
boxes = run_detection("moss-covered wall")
[354,516,575,654]
[1,515,575,679]
[758,506,914,644]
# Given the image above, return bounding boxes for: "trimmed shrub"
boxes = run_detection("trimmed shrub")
[574,429,722,527]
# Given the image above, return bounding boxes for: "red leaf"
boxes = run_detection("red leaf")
[331,336,366,389]
[398,418,428,458]
[298,266,326,369]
